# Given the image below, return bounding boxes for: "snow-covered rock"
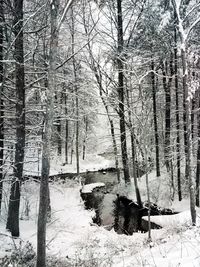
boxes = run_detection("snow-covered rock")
[81,182,105,193]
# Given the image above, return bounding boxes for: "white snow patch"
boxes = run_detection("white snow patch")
[81,182,105,193]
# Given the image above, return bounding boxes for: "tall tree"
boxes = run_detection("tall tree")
[0,0,4,212]
[171,0,198,225]
[117,0,130,183]
[82,115,88,160]
[71,6,80,175]
[151,60,160,177]
[37,0,60,265]
[162,56,173,172]
[6,0,25,237]
[196,90,200,207]
[65,90,69,164]
[36,0,74,266]
[174,24,182,201]
[125,74,142,205]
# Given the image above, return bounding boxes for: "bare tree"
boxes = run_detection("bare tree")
[117,0,130,183]
[162,56,173,172]
[6,0,25,237]
[70,6,80,174]
[171,0,200,225]
[174,24,182,201]
[196,90,200,207]
[151,60,160,177]
[37,1,74,266]
[0,0,4,212]
[36,0,59,264]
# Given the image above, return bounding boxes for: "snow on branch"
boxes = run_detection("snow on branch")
[186,16,200,40]
[183,2,200,22]
[172,0,200,44]
[171,0,186,44]
[57,0,75,31]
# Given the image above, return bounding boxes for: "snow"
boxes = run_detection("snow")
[81,182,105,193]
[1,168,200,266]
[23,153,116,177]
[158,11,171,32]
[143,210,195,228]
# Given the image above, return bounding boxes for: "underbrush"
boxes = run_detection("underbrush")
[0,241,35,267]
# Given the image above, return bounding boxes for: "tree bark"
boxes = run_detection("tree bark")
[151,60,160,177]
[36,1,59,266]
[82,116,88,160]
[171,0,196,224]
[181,47,196,224]
[191,94,195,141]
[65,92,69,164]
[70,123,75,165]
[126,84,142,206]
[183,83,188,159]
[6,0,25,237]
[57,116,62,156]
[0,0,4,212]
[117,0,130,183]
[162,57,172,172]
[56,90,62,156]
[174,26,182,201]
[196,91,200,207]
[71,7,79,175]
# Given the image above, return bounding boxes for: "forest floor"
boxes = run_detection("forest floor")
[0,155,200,266]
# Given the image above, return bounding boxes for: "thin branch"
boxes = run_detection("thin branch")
[56,34,98,70]
[186,16,200,40]
[57,0,75,31]
[183,2,200,22]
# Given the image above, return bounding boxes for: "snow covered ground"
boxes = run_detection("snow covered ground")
[23,153,116,177]
[1,176,200,266]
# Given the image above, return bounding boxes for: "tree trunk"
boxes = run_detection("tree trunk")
[82,116,88,160]
[183,86,187,157]
[110,119,120,182]
[117,0,130,183]
[65,92,69,164]
[196,91,200,207]
[145,145,151,241]
[57,116,62,156]
[151,60,160,177]
[174,26,182,201]
[36,1,59,266]
[6,0,25,237]
[0,0,4,212]
[191,97,195,141]
[71,7,79,175]
[162,57,172,172]
[181,46,196,224]
[191,70,197,143]
[126,84,142,206]
[70,123,75,165]
[75,88,79,174]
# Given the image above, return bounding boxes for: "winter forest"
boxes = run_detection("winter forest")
[0,0,200,266]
